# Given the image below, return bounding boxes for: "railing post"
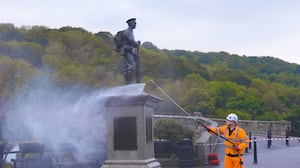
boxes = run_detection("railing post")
[253,137,257,164]
[286,126,290,146]
[267,129,272,149]
[270,128,272,146]
[248,132,252,150]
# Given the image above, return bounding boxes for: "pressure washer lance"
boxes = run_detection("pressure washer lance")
[146,80,237,146]
[147,80,243,165]
[195,120,236,145]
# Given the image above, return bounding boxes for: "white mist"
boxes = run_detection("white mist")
[2,75,145,161]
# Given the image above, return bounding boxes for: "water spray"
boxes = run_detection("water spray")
[146,80,236,145]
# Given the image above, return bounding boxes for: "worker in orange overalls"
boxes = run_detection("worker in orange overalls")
[207,113,249,168]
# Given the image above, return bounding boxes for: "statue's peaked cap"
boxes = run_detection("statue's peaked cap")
[126,18,136,24]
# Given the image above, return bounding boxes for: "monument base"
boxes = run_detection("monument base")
[101,158,161,168]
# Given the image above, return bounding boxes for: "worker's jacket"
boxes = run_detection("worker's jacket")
[210,125,249,155]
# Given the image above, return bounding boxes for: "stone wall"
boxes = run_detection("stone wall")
[153,114,291,136]
[211,118,291,136]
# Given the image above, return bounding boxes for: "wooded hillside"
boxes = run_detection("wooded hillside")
[0,24,299,134]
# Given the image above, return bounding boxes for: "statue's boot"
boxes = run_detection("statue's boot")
[126,70,134,84]
[123,70,134,85]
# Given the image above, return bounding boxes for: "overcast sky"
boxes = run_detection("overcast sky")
[1,0,300,64]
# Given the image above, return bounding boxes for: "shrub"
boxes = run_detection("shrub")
[154,118,195,145]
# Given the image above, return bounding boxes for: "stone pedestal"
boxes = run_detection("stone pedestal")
[101,93,162,168]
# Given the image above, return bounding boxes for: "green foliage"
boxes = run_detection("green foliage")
[0,23,300,126]
[216,109,252,120]
[256,111,282,121]
[0,41,43,66]
[212,69,251,86]
[179,74,214,115]
[0,23,23,41]
[0,56,35,98]
[226,94,264,119]
[21,26,49,46]
[209,81,240,109]
[284,109,300,136]
[154,119,195,145]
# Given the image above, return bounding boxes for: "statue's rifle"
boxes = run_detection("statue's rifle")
[135,46,141,83]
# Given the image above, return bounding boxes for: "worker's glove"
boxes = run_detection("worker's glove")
[234,145,240,152]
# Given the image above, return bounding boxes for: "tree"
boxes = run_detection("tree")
[21,25,49,46]
[226,94,264,120]
[154,118,194,145]
[209,81,240,109]
[179,74,214,115]
[262,90,288,113]
[285,109,300,136]
[0,24,300,123]
[0,57,35,98]
[0,23,23,41]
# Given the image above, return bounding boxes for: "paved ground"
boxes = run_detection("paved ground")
[197,135,300,168]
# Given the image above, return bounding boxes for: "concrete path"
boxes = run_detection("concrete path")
[196,135,300,168]
[243,136,300,168]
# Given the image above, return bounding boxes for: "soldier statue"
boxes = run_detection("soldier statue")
[120,18,141,84]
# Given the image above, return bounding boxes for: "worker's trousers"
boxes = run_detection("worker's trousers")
[224,155,244,168]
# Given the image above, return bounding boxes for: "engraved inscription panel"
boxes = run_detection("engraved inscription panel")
[114,117,137,150]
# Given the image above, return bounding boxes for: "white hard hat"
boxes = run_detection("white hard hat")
[226,113,238,124]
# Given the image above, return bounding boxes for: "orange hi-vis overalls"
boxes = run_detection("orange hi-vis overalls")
[210,125,249,168]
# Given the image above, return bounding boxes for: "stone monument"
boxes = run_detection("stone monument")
[101,93,162,168]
